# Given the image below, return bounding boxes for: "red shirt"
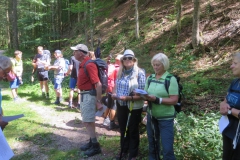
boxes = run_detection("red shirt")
[107,63,120,93]
[77,57,100,90]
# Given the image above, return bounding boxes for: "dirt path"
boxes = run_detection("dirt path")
[11,101,120,160]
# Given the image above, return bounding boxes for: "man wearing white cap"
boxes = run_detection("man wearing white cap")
[46,50,65,105]
[70,44,102,157]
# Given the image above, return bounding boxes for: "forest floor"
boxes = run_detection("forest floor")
[11,99,121,160]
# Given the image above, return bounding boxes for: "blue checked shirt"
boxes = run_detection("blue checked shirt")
[116,69,145,106]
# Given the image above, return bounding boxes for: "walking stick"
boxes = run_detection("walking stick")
[148,101,160,160]
[119,101,133,160]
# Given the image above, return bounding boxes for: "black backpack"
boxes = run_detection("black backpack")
[83,58,108,94]
[147,74,184,113]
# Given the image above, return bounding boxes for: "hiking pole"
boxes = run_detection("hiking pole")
[148,101,160,160]
[231,120,240,159]
[119,100,133,160]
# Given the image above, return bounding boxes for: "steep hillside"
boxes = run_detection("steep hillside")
[68,0,240,111]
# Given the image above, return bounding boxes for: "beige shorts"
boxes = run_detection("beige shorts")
[80,93,96,122]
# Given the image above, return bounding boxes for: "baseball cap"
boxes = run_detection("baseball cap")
[70,44,89,53]
[54,50,62,55]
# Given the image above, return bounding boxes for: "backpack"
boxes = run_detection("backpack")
[147,74,184,113]
[83,58,108,94]
[43,50,51,62]
[63,58,70,74]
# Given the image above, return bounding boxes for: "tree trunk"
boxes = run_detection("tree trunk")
[6,0,11,48]
[8,0,19,49]
[90,0,94,50]
[135,0,139,39]
[192,0,201,49]
[12,0,18,49]
[84,0,88,46]
[176,0,182,36]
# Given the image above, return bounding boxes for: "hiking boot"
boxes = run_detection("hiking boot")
[109,121,119,130]
[115,152,128,160]
[103,117,110,126]
[54,100,60,105]
[80,139,92,151]
[83,142,101,157]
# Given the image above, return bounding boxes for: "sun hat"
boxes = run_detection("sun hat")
[70,44,89,53]
[123,49,135,57]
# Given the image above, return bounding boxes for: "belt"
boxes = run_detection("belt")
[37,68,45,72]
[80,90,91,94]
[80,89,91,92]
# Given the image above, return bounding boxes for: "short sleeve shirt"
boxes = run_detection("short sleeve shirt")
[33,53,49,68]
[144,71,178,119]
[53,58,65,78]
[77,57,99,90]
[11,58,23,76]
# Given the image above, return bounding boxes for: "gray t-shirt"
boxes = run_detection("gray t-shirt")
[53,58,65,78]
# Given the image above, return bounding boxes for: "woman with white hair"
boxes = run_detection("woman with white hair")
[220,52,240,159]
[144,53,178,160]
[112,49,145,160]
[0,55,13,130]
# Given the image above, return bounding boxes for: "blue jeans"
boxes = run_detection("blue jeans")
[147,114,176,160]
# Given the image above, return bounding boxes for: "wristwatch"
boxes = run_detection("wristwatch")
[228,108,232,115]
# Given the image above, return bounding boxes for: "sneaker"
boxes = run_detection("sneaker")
[13,97,21,102]
[68,102,72,108]
[103,117,110,126]
[109,121,119,130]
[83,142,101,157]
[80,139,92,151]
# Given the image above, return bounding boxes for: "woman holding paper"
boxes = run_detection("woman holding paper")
[0,55,13,130]
[112,49,145,160]
[220,52,240,159]
[144,53,178,160]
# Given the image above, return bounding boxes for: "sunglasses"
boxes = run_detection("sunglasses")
[122,57,133,61]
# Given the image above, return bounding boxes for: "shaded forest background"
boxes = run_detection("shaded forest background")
[2,0,240,110]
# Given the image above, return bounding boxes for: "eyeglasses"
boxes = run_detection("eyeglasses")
[122,57,133,61]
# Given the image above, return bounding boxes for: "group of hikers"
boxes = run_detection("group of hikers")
[0,44,240,160]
